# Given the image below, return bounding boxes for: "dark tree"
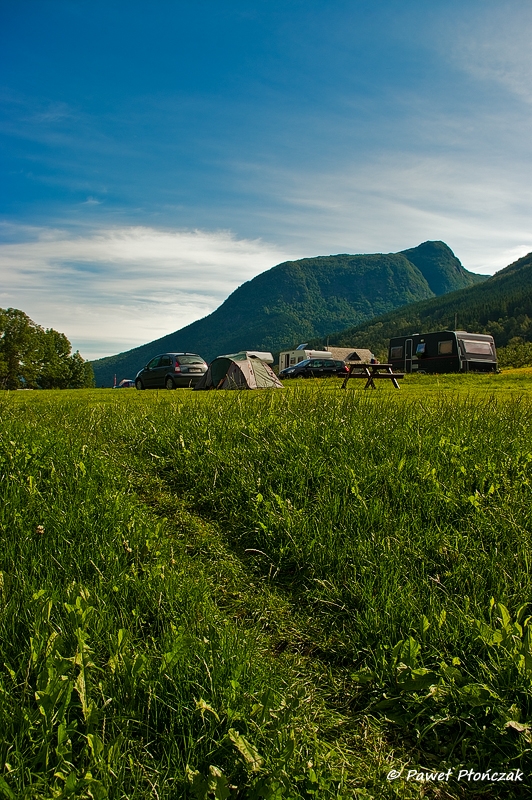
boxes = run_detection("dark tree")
[0,308,94,389]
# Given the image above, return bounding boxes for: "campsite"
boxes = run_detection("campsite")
[1,372,531,799]
[4,2,532,797]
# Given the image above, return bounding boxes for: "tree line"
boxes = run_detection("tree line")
[0,308,94,389]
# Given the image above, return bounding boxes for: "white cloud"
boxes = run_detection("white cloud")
[230,110,532,275]
[0,225,299,359]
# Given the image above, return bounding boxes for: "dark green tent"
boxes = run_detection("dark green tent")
[194,352,283,390]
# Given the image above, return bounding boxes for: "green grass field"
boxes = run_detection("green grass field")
[1,372,531,798]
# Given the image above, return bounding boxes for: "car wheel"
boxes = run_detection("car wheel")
[135,379,144,390]
[165,376,175,390]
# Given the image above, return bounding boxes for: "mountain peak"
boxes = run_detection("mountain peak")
[322,246,532,357]
[400,241,487,295]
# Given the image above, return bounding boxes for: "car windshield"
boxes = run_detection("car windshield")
[177,356,205,365]
[294,359,311,367]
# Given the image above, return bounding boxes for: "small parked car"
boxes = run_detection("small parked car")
[135,353,208,390]
[115,379,135,388]
[279,358,349,379]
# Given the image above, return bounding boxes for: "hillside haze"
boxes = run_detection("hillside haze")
[316,250,532,357]
[92,241,485,385]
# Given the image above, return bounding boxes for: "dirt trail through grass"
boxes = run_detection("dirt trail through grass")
[1,382,531,798]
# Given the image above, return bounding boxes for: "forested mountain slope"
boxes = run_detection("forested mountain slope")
[312,251,532,358]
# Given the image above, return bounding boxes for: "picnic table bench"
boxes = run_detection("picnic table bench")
[341,363,404,390]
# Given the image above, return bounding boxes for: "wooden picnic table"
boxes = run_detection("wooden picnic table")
[341,363,404,390]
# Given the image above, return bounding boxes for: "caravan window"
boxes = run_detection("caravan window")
[390,346,403,359]
[438,340,453,355]
[461,340,493,355]
[416,343,426,356]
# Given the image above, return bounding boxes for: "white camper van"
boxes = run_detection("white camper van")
[278,344,374,371]
[278,344,333,371]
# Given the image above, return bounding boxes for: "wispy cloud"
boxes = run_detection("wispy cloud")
[438,3,532,104]
[0,225,298,359]
[229,143,532,275]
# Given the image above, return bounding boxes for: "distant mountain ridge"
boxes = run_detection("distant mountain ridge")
[312,250,532,358]
[92,240,486,386]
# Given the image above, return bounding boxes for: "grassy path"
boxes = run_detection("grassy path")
[1,380,531,798]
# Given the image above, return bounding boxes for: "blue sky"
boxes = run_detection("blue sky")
[1,0,532,358]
